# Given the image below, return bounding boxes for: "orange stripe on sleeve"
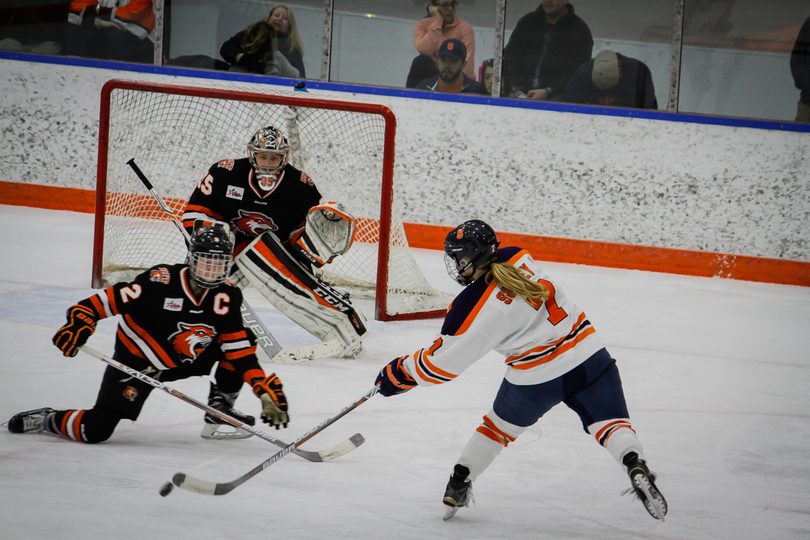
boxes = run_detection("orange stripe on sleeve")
[105,287,119,315]
[224,347,257,360]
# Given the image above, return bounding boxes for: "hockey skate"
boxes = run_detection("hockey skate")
[623,451,668,521]
[201,383,255,440]
[442,464,475,521]
[6,408,55,434]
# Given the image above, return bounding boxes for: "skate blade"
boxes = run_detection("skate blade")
[443,505,460,521]
[634,476,667,522]
[200,424,253,440]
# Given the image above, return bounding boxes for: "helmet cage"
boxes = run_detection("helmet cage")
[188,220,235,288]
[247,126,290,188]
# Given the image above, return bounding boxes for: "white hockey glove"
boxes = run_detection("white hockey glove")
[293,201,355,268]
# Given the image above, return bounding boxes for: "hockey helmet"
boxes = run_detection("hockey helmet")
[247,126,290,190]
[188,219,235,288]
[444,219,499,285]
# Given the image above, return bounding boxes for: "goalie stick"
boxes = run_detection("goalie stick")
[125,158,340,365]
[79,345,364,463]
[173,386,380,496]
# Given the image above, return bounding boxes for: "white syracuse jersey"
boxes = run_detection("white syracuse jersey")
[402,246,605,387]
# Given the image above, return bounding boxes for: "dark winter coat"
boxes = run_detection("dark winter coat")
[553,53,658,109]
[502,3,593,96]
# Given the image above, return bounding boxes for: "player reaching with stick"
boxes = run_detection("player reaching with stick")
[374,219,667,522]
[6,221,289,443]
[182,125,368,366]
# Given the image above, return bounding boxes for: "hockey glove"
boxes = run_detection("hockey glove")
[53,304,98,357]
[375,356,417,397]
[251,373,289,429]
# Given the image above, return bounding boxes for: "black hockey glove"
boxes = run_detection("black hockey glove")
[53,304,98,357]
[375,356,417,397]
[252,373,289,429]
[238,52,265,73]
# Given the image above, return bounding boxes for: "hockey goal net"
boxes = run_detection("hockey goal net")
[92,79,450,321]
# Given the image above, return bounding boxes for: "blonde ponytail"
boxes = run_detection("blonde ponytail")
[488,262,549,302]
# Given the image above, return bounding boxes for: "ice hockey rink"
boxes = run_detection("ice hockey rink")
[1,204,808,540]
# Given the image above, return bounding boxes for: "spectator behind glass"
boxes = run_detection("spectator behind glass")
[416,38,484,94]
[64,0,155,64]
[553,50,658,109]
[413,0,476,80]
[502,0,593,101]
[0,4,67,55]
[220,15,299,78]
[791,16,810,123]
[267,5,305,79]
[478,58,494,95]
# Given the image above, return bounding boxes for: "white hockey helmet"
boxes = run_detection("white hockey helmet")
[247,126,290,190]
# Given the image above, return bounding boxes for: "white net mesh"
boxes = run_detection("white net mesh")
[98,80,451,319]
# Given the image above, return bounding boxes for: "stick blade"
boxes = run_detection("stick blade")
[313,433,365,462]
[172,472,219,496]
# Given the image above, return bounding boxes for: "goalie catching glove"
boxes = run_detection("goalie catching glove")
[251,373,289,429]
[375,356,417,397]
[292,201,355,268]
[53,304,98,357]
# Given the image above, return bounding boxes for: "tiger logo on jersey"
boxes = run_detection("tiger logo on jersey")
[149,267,171,284]
[231,209,278,236]
[169,322,217,362]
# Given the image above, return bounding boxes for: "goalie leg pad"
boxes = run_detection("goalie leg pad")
[235,233,368,357]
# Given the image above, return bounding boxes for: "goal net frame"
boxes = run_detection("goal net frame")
[91,78,448,322]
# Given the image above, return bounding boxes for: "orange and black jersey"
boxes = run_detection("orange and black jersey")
[182,158,322,253]
[76,264,264,384]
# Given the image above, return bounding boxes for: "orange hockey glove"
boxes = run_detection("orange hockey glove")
[251,373,289,429]
[53,304,98,357]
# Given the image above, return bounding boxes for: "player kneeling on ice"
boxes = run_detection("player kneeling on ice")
[182,125,368,361]
[374,220,667,522]
[6,220,289,443]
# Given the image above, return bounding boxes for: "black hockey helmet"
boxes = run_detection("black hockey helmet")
[444,219,499,285]
[188,219,235,288]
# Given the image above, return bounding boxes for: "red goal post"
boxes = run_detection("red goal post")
[92,79,450,321]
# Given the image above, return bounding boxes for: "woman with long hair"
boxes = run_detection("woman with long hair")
[266,5,305,78]
[375,219,668,522]
[220,10,299,78]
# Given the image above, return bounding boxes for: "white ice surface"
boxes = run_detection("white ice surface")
[1,205,809,540]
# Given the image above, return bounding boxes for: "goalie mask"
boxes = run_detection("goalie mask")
[188,220,235,288]
[444,220,499,286]
[247,126,290,190]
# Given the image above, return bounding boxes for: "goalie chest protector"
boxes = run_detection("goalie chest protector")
[186,158,322,247]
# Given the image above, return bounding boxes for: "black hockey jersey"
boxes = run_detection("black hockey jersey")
[183,157,323,252]
[78,264,264,383]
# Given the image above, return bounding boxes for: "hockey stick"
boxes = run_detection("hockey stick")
[79,345,364,463]
[125,159,340,365]
[173,386,380,496]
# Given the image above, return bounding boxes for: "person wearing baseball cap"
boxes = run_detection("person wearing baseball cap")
[416,38,485,94]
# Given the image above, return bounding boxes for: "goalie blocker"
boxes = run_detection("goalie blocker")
[236,229,368,359]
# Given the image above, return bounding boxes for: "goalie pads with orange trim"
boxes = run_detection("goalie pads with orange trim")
[291,201,355,269]
[235,231,368,358]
